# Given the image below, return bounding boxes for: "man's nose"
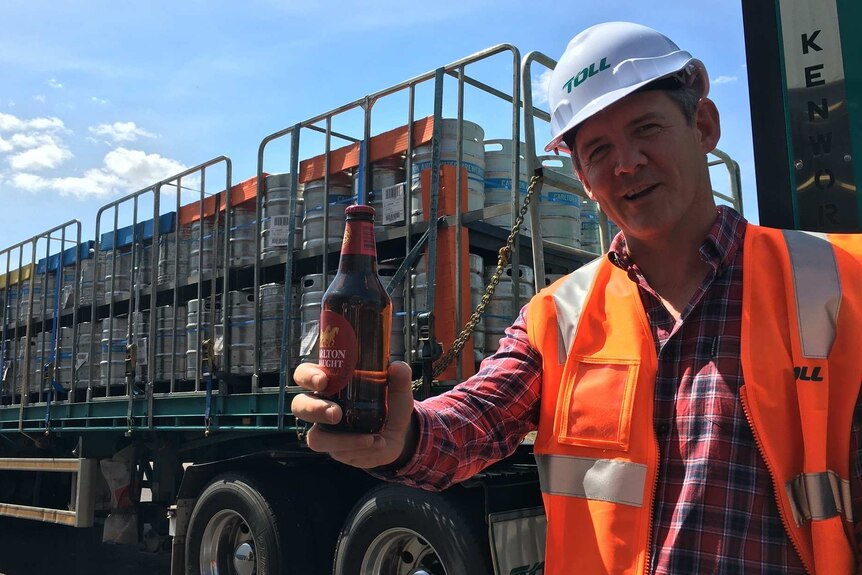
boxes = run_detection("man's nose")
[614,140,647,176]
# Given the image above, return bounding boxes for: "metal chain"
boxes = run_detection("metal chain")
[412,174,541,391]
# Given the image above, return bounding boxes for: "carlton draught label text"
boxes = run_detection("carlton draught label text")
[319,309,358,394]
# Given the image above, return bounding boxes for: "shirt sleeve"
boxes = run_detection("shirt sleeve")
[369,306,543,491]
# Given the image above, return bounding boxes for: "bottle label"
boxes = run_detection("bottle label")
[318,310,358,394]
[341,221,377,257]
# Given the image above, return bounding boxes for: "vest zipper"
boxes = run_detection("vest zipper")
[645,433,660,573]
[739,389,811,574]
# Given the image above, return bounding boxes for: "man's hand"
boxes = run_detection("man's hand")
[290,361,416,469]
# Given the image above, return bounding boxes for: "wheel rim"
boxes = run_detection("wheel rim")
[198,509,257,575]
[360,527,447,575]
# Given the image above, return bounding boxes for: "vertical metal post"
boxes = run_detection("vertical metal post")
[221,163,233,383]
[277,125,301,431]
[172,179,182,393]
[454,66,465,382]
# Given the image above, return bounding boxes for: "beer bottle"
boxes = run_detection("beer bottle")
[318,205,392,433]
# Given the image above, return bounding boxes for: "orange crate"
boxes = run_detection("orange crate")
[299,117,435,184]
[178,175,265,225]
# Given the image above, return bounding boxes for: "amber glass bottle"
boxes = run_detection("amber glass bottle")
[318,205,392,433]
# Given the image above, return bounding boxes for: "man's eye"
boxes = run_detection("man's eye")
[588,145,609,162]
[637,123,661,135]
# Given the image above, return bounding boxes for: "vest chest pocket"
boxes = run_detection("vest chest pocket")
[555,357,639,451]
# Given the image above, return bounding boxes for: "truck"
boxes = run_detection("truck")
[0,2,857,574]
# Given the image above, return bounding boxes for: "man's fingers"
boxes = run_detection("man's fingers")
[305,425,374,453]
[293,362,327,392]
[328,435,394,468]
[290,392,341,424]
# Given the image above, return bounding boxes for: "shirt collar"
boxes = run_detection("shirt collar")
[606,205,748,276]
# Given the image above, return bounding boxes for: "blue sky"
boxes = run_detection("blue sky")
[0,0,755,252]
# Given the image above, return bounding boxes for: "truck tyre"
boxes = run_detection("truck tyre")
[185,473,307,575]
[333,484,492,575]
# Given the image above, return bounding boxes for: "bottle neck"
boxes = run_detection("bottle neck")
[338,217,378,272]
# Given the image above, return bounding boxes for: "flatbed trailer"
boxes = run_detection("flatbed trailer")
[0,23,758,575]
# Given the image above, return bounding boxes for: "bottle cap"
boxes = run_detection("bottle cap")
[345,205,376,218]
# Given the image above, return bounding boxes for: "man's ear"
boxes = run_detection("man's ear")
[696,97,721,154]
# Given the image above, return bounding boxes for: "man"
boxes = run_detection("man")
[292,22,862,574]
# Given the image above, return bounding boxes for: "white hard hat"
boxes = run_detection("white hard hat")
[545,21,709,153]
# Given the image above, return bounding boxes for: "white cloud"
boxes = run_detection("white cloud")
[89,121,156,143]
[47,77,63,89]
[531,69,553,107]
[713,75,738,85]
[11,147,186,199]
[34,95,46,103]
[0,112,65,133]
[9,132,58,149]
[91,96,110,105]
[0,113,71,171]
[8,142,72,170]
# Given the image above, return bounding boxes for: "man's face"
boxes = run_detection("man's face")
[572,90,720,244]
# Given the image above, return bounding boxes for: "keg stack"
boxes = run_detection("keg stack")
[19,274,57,320]
[221,290,255,375]
[1,339,11,399]
[100,316,128,388]
[187,219,218,281]
[133,243,153,291]
[261,173,303,260]
[536,156,582,248]
[103,248,132,304]
[153,305,187,383]
[32,331,53,392]
[259,283,287,373]
[2,286,18,325]
[157,227,191,287]
[52,326,75,390]
[15,336,33,394]
[229,204,256,268]
[361,157,405,232]
[298,273,327,364]
[482,265,535,354]
[409,254,485,362]
[76,321,101,390]
[302,173,354,250]
[185,298,222,382]
[58,263,79,310]
[482,143,583,248]
[79,251,106,306]
[131,310,149,383]
[411,119,486,221]
[483,139,530,236]
[468,254,485,363]
[579,199,602,254]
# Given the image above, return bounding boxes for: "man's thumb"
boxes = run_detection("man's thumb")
[388,361,414,394]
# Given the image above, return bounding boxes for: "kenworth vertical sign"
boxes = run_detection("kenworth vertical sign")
[744,0,861,231]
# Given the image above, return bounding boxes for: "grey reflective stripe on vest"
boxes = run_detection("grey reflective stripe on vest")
[786,470,853,525]
[782,230,841,358]
[552,257,603,364]
[535,453,647,507]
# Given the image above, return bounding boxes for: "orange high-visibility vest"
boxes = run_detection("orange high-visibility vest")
[526,226,862,575]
